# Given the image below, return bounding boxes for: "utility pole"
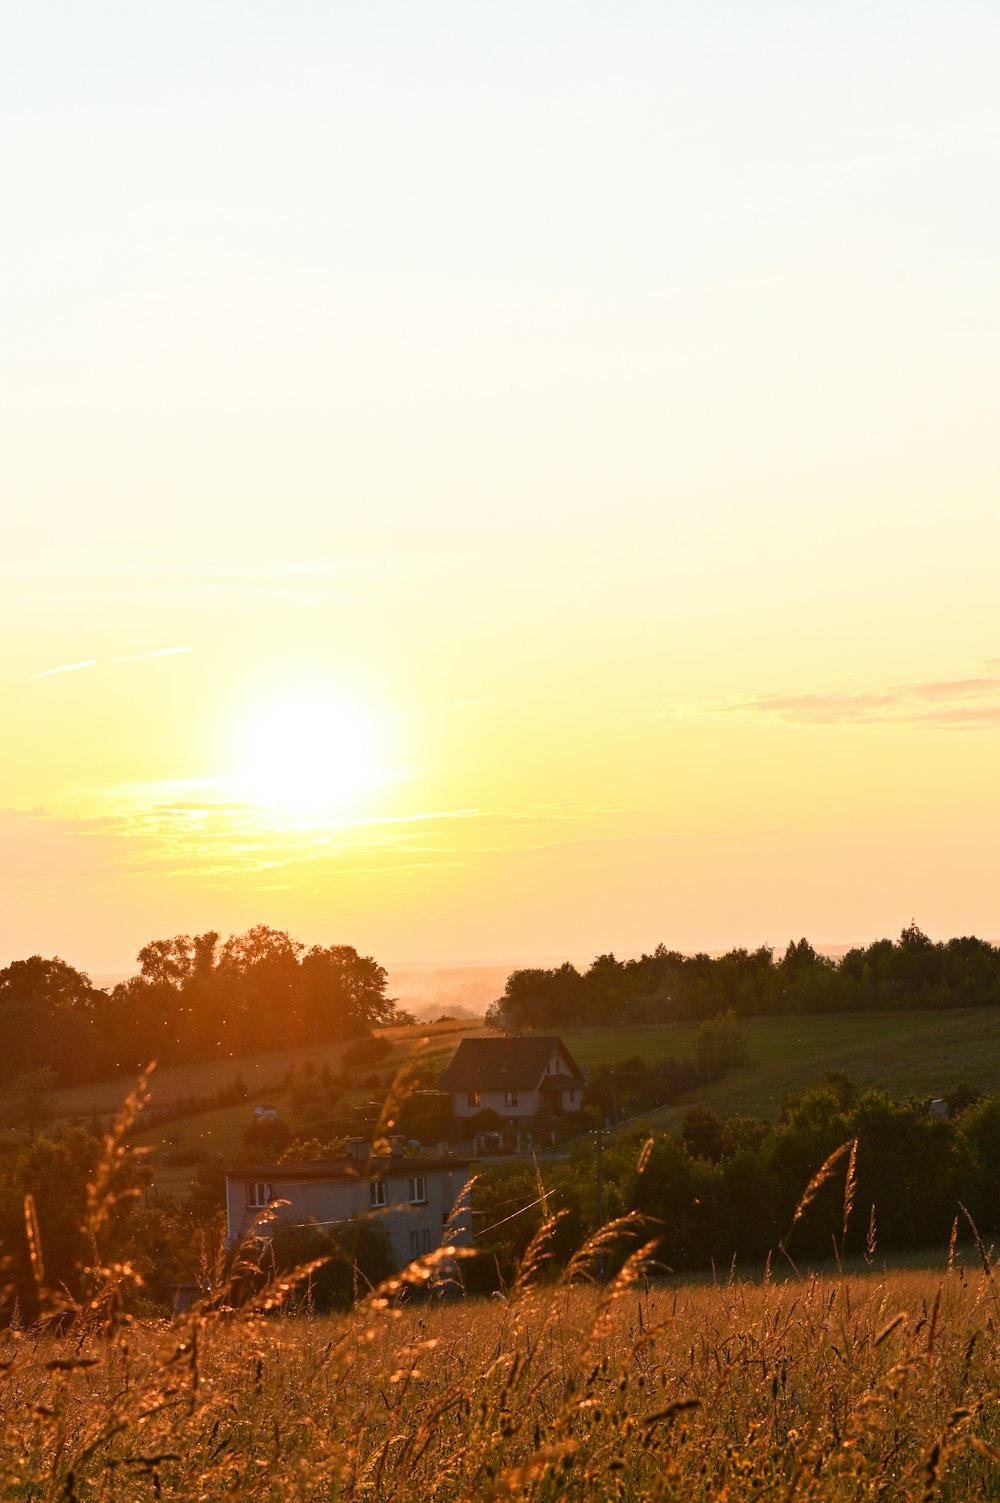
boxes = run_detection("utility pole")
[595,1126,604,1228]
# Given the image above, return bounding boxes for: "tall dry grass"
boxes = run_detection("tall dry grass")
[4,1226,1000,1500]
[5,1090,1000,1499]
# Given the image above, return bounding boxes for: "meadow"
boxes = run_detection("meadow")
[35,1007,1000,1208]
[9,1063,1000,1500]
[559,1009,1000,1132]
[5,1228,1000,1501]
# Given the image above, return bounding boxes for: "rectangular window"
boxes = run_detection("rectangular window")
[409,1229,420,1259]
[420,1228,432,1254]
[504,1091,518,1108]
[246,1181,271,1209]
[467,1090,480,1108]
[409,1175,427,1204]
[369,1179,386,1208]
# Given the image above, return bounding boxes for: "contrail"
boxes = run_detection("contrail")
[114,646,193,663]
[28,646,193,679]
[29,659,99,679]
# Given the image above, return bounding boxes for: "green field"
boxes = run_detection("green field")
[43,1008,1000,1197]
[557,1009,1000,1131]
[44,1018,486,1197]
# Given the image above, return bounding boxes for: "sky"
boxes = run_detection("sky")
[3,1,1000,978]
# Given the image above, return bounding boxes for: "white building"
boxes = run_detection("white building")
[224,1136,473,1272]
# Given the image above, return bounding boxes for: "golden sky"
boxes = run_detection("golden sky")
[3,3,1000,973]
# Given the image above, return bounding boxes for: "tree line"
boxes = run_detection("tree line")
[470,1075,1000,1289]
[0,925,402,1089]
[486,925,1000,1030]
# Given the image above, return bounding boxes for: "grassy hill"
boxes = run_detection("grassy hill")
[42,1007,1000,1197]
[46,1017,489,1198]
[558,1008,1000,1133]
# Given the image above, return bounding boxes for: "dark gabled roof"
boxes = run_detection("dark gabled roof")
[538,1071,581,1091]
[438,1036,585,1092]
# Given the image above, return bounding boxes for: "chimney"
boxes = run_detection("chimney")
[345,1136,370,1163]
[389,1135,406,1158]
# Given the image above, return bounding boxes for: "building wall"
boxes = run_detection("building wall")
[225,1160,473,1272]
[372,1164,472,1267]
[452,1087,542,1121]
[451,1084,582,1119]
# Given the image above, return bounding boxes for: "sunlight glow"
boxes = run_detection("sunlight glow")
[228,690,389,815]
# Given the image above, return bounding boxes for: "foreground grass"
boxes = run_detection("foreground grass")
[5,1240,1000,1501]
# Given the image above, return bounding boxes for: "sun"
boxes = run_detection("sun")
[228,689,388,815]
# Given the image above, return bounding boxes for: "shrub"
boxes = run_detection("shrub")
[342,1036,392,1068]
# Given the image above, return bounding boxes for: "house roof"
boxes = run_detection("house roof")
[538,1071,581,1091]
[226,1153,471,1183]
[438,1035,585,1092]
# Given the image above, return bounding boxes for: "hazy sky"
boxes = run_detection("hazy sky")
[4,2,1000,974]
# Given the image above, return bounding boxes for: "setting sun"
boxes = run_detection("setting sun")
[4,2,1000,977]
[227,690,390,815]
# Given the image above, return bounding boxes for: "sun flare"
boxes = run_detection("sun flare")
[227,689,389,815]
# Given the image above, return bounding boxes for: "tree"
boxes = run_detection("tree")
[681,1106,729,1163]
[0,1067,56,1138]
[0,955,99,1013]
[0,1122,153,1321]
[240,1116,294,1161]
[137,932,220,989]
[694,1011,750,1074]
[780,938,826,972]
[955,1096,1000,1235]
[219,924,304,973]
[0,956,103,1085]
[491,964,584,1030]
[300,945,396,1036]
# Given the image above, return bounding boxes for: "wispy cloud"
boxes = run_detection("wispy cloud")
[88,792,776,896]
[113,646,192,664]
[29,659,99,679]
[1,796,779,905]
[661,672,1000,730]
[29,648,192,680]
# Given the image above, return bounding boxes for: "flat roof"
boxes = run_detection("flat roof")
[226,1154,472,1181]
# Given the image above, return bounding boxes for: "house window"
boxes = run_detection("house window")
[410,1229,420,1259]
[410,1228,433,1258]
[409,1175,427,1204]
[369,1179,387,1208]
[246,1181,272,1209]
[467,1090,481,1108]
[421,1228,432,1254]
[504,1091,518,1108]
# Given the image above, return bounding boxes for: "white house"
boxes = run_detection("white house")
[439,1035,585,1127]
[224,1136,473,1272]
